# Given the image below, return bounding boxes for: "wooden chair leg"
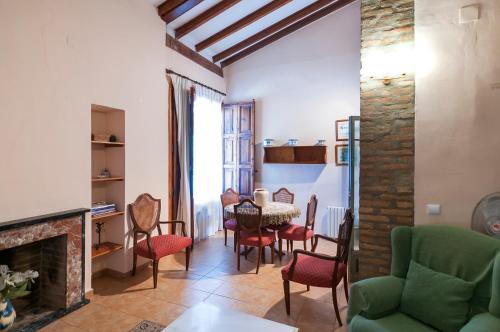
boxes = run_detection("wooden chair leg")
[237,241,241,271]
[224,227,228,246]
[233,232,237,252]
[286,240,289,252]
[256,246,262,274]
[185,247,190,271]
[343,273,349,302]
[303,240,307,250]
[332,287,342,326]
[306,285,310,291]
[278,239,283,261]
[153,260,159,289]
[262,246,266,264]
[270,243,275,264]
[244,246,248,260]
[310,237,314,248]
[132,252,137,276]
[283,280,291,315]
[290,241,294,252]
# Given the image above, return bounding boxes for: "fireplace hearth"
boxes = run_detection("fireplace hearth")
[0,209,88,331]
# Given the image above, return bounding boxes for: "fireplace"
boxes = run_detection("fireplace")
[0,209,88,331]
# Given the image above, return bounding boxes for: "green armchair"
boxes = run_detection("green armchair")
[348,225,500,332]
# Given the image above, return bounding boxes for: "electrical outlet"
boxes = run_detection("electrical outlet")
[426,204,441,215]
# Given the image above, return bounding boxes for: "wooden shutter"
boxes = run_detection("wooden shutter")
[222,101,255,197]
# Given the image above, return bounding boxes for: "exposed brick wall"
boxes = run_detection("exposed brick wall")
[359,0,415,279]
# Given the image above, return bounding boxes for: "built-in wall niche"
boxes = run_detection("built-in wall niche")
[90,104,125,274]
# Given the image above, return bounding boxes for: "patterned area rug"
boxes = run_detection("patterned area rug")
[129,320,166,332]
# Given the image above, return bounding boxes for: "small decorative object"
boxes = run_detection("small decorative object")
[109,135,117,142]
[253,188,269,207]
[94,222,105,250]
[0,265,39,331]
[97,168,111,179]
[94,133,111,141]
[335,144,349,166]
[316,139,326,146]
[336,119,349,141]
[287,139,299,146]
[91,133,95,141]
[263,138,274,147]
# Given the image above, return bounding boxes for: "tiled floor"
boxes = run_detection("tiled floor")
[41,232,348,332]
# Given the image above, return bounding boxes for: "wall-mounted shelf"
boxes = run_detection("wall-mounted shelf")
[91,211,124,221]
[91,176,124,183]
[263,146,327,164]
[92,140,125,147]
[91,242,124,259]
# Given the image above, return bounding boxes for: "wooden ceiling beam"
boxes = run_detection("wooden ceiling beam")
[175,0,242,39]
[166,34,223,77]
[213,0,337,63]
[195,0,292,52]
[158,0,204,24]
[221,0,356,68]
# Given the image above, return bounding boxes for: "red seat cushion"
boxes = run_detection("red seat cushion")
[239,230,275,247]
[136,234,192,260]
[224,219,237,231]
[278,223,314,241]
[281,254,346,288]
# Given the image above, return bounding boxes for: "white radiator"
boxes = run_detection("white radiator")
[327,206,348,238]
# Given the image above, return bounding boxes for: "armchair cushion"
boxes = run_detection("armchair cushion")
[350,312,438,332]
[281,254,346,287]
[278,223,313,241]
[459,312,500,332]
[401,260,475,332]
[224,219,237,231]
[348,276,405,322]
[136,234,192,260]
[239,230,274,247]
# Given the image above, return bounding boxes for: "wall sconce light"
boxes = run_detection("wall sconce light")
[361,42,415,85]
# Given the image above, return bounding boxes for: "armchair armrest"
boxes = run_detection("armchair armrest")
[159,220,187,237]
[347,276,405,323]
[460,312,500,332]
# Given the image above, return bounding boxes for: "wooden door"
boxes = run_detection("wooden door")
[222,101,255,197]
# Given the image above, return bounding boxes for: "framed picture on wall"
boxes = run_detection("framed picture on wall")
[336,119,349,141]
[335,144,349,166]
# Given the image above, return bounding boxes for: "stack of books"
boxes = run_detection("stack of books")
[91,202,117,217]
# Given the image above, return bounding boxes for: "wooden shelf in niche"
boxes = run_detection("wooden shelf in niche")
[91,176,124,183]
[91,211,124,221]
[91,140,124,147]
[263,146,327,164]
[91,242,124,259]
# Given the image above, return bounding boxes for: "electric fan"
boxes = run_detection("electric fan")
[471,192,500,239]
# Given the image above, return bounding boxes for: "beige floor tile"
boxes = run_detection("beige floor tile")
[58,231,347,332]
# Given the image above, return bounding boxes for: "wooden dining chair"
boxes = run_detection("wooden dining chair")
[281,209,354,326]
[270,188,295,251]
[220,188,240,251]
[277,194,318,260]
[129,193,192,288]
[234,199,275,274]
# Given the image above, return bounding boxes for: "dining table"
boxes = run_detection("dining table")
[224,201,301,256]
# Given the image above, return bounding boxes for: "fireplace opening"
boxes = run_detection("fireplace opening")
[0,234,67,330]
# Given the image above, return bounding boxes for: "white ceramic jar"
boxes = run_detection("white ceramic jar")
[253,188,269,207]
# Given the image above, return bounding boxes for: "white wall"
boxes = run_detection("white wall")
[0,0,224,292]
[224,2,360,233]
[415,0,500,227]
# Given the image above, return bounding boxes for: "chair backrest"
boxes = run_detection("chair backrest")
[128,193,161,233]
[391,225,500,315]
[305,194,318,231]
[336,209,354,264]
[272,187,294,204]
[221,188,240,208]
[234,199,263,234]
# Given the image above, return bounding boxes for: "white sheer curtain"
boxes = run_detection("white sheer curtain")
[193,85,224,241]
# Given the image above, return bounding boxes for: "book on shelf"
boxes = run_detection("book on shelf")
[91,202,117,215]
